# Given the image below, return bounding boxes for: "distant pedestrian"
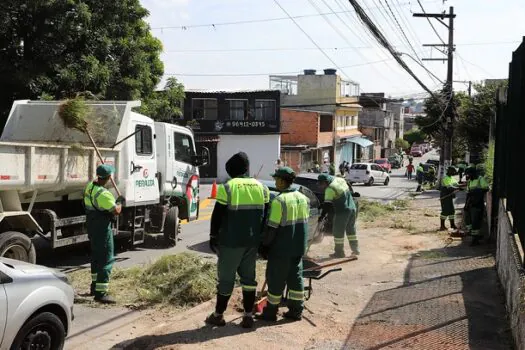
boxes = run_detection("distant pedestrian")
[406,163,414,180]
[416,163,424,192]
[329,162,336,175]
[339,161,347,176]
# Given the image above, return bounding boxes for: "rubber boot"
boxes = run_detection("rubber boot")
[330,248,345,259]
[283,309,303,321]
[470,236,481,247]
[256,304,278,322]
[205,312,226,327]
[450,220,457,230]
[94,294,116,304]
[349,241,360,256]
[241,291,256,328]
[439,219,447,231]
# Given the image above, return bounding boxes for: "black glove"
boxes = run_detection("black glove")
[352,192,361,198]
[116,196,125,204]
[209,236,219,254]
[258,245,269,260]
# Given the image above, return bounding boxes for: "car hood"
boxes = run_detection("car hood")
[1,257,51,274]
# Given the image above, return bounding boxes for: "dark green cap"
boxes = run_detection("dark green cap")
[317,174,334,183]
[271,166,296,179]
[96,164,115,179]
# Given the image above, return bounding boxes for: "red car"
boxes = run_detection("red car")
[373,158,392,173]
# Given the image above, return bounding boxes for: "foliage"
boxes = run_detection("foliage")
[358,199,408,222]
[483,141,495,186]
[58,98,89,132]
[139,77,186,122]
[456,81,507,155]
[0,0,164,130]
[403,129,427,146]
[395,138,410,150]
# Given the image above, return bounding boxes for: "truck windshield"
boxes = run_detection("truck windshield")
[174,132,196,164]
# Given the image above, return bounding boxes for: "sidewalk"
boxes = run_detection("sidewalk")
[102,193,511,349]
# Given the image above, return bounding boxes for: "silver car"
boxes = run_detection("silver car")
[0,258,74,350]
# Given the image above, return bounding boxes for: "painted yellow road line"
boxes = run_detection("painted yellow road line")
[181,214,212,225]
[200,198,212,210]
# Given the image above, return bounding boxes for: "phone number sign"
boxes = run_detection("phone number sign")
[227,121,266,128]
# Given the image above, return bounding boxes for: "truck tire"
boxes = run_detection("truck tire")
[164,207,180,247]
[0,231,36,264]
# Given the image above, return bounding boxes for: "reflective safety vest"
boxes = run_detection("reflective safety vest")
[416,165,424,174]
[267,189,310,257]
[324,177,355,212]
[83,182,117,214]
[467,176,489,207]
[441,175,458,197]
[215,177,270,247]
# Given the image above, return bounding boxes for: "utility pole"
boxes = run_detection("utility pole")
[414,6,456,186]
[454,80,473,97]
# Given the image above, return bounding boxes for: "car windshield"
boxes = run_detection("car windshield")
[375,159,386,164]
[350,164,367,170]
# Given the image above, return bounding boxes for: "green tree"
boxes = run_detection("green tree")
[395,138,410,150]
[0,0,164,128]
[403,129,427,146]
[140,77,186,122]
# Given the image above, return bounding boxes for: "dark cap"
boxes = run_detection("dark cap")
[271,166,296,179]
[225,152,249,178]
[317,174,334,183]
[96,164,114,179]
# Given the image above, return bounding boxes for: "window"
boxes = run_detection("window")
[192,99,218,120]
[345,116,351,127]
[351,115,357,126]
[135,125,153,155]
[319,114,333,132]
[255,100,276,120]
[227,99,248,120]
[174,132,196,164]
[299,186,320,209]
[350,163,367,170]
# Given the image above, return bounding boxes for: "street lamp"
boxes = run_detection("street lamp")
[395,51,444,84]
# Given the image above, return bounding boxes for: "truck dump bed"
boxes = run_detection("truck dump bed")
[0,100,140,193]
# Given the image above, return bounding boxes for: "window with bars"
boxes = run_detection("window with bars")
[255,100,276,120]
[227,100,248,120]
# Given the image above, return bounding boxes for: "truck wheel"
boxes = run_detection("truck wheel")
[164,207,180,247]
[0,231,36,264]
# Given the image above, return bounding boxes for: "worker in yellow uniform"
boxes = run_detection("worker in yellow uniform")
[440,166,459,231]
[318,174,358,258]
[257,167,309,322]
[206,152,270,329]
[83,164,123,304]
[464,166,489,246]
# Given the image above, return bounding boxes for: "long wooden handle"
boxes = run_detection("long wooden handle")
[86,129,122,197]
[303,256,357,272]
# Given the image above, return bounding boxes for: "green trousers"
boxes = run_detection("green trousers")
[217,246,257,296]
[87,213,115,298]
[266,256,304,315]
[440,197,455,220]
[333,209,358,254]
[464,205,484,236]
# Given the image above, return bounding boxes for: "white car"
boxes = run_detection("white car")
[347,163,390,186]
[0,258,74,350]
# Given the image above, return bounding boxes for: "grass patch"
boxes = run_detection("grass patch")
[358,199,409,222]
[69,253,217,309]
[390,217,415,231]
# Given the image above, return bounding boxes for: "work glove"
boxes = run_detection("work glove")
[352,192,361,198]
[209,235,219,254]
[258,245,269,260]
[116,196,125,204]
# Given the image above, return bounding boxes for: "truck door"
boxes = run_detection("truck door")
[172,130,199,221]
[132,122,159,205]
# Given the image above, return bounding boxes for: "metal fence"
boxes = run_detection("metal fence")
[493,37,525,251]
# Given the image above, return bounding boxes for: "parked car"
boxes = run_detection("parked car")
[410,145,423,157]
[426,158,440,167]
[0,257,74,349]
[373,158,392,173]
[294,173,357,204]
[347,163,390,186]
[260,180,321,243]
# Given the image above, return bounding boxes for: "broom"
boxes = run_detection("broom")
[58,98,121,197]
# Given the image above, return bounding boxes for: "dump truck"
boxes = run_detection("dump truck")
[0,100,209,263]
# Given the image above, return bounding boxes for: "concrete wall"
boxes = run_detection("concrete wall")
[496,199,525,350]
[217,134,280,182]
[281,150,302,173]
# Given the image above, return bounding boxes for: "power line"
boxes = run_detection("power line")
[150,0,441,31]
[383,0,421,62]
[165,58,394,77]
[346,0,436,96]
[416,0,445,45]
[271,0,358,85]
[457,54,495,78]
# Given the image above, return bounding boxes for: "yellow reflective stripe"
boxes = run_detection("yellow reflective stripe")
[95,283,109,291]
[334,238,345,243]
[242,284,257,291]
[229,204,265,210]
[282,218,308,226]
[267,292,281,305]
[91,273,97,281]
[218,292,232,297]
[288,290,304,301]
[440,215,448,219]
[347,235,358,242]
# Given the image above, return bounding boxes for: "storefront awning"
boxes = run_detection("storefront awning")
[346,137,374,148]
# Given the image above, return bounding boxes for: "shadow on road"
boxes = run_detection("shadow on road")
[186,240,214,254]
[341,240,512,349]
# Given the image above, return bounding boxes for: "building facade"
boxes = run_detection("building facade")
[180,90,281,182]
[271,69,372,167]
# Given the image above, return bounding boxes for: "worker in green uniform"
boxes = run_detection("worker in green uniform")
[440,166,459,231]
[257,167,309,322]
[416,163,424,192]
[83,164,123,304]
[206,152,270,329]
[318,174,358,258]
[464,166,489,246]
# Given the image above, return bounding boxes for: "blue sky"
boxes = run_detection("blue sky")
[141,0,525,97]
